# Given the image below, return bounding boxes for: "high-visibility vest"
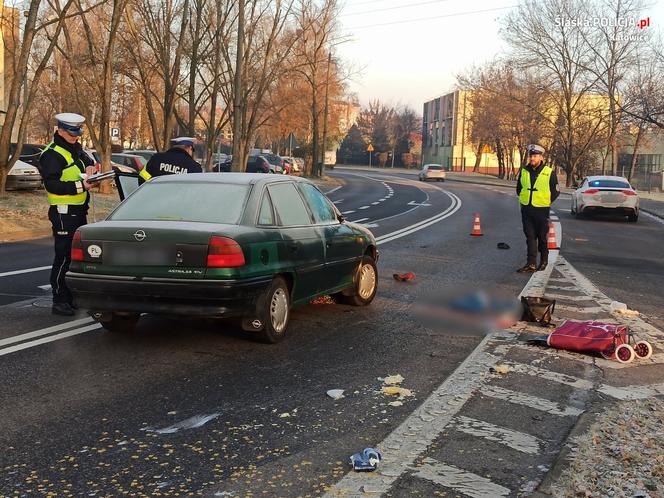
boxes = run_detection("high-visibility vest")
[519,166,552,207]
[42,142,87,205]
[139,167,152,182]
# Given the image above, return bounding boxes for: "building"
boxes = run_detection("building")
[618,127,664,192]
[422,90,508,174]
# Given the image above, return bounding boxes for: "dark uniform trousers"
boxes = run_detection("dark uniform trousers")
[521,205,549,265]
[48,206,87,305]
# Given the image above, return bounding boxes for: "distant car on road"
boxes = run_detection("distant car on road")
[66,173,378,343]
[246,155,271,174]
[6,159,42,190]
[213,155,232,172]
[418,164,446,182]
[571,175,639,222]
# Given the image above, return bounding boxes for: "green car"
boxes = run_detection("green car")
[66,173,378,343]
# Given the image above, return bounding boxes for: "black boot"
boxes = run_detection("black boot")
[516,263,537,273]
[537,259,548,271]
[52,302,76,316]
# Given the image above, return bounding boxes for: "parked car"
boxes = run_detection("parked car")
[213,155,233,172]
[66,173,378,343]
[111,153,146,173]
[9,143,44,168]
[282,156,297,175]
[263,153,285,174]
[6,159,42,190]
[126,150,156,163]
[246,155,271,173]
[418,164,446,182]
[571,175,639,222]
[294,157,304,173]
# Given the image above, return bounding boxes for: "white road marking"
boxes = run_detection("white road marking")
[413,458,511,498]
[480,385,584,417]
[510,363,594,390]
[407,200,431,206]
[544,292,595,302]
[324,186,342,195]
[0,317,95,349]
[141,413,221,434]
[38,284,52,291]
[332,199,344,204]
[642,211,664,225]
[555,304,605,314]
[341,210,355,215]
[454,416,543,454]
[360,223,379,228]
[379,198,386,201]
[0,324,101,357]
[0,265,51,278]
[598,382,664,400]
[371,201,379,205]
[358,205,370,210]
[350,217,369,223]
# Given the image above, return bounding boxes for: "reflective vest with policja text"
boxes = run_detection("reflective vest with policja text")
[519,166,553,208]
[41,142,87,205]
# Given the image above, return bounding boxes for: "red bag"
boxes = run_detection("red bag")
[547,320,628,358]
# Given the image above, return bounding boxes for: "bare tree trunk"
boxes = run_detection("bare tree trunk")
[628,123,644,183]
[473,142,482,172]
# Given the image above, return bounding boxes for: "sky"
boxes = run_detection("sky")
[335,0,664,112]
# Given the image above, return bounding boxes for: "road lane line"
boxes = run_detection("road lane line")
[0,317,95,348]
[479,385,583,417]
[332,199,344,204]
[454,416,543,454]
[324,186,342,195]
[510,363,594,390]
[0,265,51,278]
[642,211,664,225]
[358,205,369,209]
[0,323,101,357]
[38,284,52,291]
[413,458,511,498]
[341,210,355,215]
[350,217,369,223]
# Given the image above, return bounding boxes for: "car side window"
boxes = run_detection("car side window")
[257,190,275,226]
[268,183,312,226]
[298,183,337,224]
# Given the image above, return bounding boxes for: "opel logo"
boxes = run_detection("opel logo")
[133,230,146,242]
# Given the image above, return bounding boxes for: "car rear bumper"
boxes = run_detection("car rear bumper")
[6,176,42,190]
[66,272,273,317]
[580,205,638,215]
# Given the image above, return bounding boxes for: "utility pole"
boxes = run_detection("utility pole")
[460,91,467,172]
[320,51,332,177]
[231,0,244,172]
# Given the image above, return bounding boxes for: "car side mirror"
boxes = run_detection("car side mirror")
[337,213,345,223]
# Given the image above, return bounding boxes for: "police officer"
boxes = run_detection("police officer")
[39,113,96,316]
[516,144,559,273]
[139,137,202,182]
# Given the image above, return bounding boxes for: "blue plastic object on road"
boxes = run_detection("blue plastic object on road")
[350,447,382,471]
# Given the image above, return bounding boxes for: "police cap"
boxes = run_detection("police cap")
[55,112,85,136]
[527,144,545,155]
[171,137,195,147]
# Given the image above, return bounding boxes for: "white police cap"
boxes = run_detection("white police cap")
[55,113,86,136]
[527,144,545,155]
[171,137,195,147]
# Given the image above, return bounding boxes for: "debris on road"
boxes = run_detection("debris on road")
[388,401,403,407]
[393,272,415,282]
[383,374,404,386]
[326,389,345,400]
[490,364,511,374]
[382,386,413,398]
[310,295,336,304]
[350,447,382,472]
[521,296,556,326]
[278,412,291,418]
[497,242,510,249]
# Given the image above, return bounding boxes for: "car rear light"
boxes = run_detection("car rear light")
[207,236,245,267]
[621,189,637,196]
[71,230,84,261]
[584,189,599,195]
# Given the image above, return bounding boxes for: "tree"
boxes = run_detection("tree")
[337,124,366,164]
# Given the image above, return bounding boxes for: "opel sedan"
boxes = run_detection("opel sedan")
[66,174,378,343]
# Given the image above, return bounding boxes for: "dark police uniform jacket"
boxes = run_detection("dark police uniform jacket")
[39,132,94,215]
[140,147,203,182]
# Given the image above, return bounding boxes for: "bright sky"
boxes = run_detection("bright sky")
[336,0,664,112]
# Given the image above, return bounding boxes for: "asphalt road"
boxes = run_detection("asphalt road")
[0,172,661,497]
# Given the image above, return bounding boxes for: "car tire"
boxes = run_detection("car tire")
[98,312,140,333]
[253,276,290,343]
[339,255,378,306]
[575,205,583,219]
[628,211,638,222]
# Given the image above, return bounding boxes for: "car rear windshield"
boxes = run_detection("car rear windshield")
[109,182,249,224]
[427,165,443,170]
[589,179,631,189]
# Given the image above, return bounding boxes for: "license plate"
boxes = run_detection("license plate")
[104,243,174,265]
[600,193,622,203]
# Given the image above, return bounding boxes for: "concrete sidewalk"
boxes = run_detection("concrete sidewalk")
[333,165,664,219]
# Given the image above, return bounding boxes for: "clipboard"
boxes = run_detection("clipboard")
[80,170,116,183]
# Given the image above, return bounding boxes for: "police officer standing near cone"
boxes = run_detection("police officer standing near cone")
[516,144,559,273]
[139,137,202,182]
[39,113,96,316]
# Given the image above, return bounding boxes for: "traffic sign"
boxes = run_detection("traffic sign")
[367,144,374,152]
[111,127,120,138]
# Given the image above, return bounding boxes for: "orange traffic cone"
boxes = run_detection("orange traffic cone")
[470,213,483,236]
[547,222,559,249]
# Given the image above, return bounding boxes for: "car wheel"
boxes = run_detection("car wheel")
[98,312,140,333]
[339,254,378,306]
[628,211,638,222]
[253,276,290,343]
[575,205,583,219]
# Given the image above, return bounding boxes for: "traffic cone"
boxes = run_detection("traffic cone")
[470,213,483,236]
[547,222,559,249]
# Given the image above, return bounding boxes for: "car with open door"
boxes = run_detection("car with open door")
[66,173,378,343]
